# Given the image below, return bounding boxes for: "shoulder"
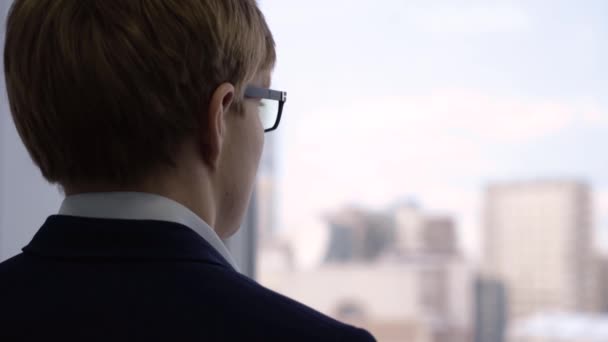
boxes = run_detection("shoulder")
[191,265,376,341]
[0,255,376,341]
[0,253,30,276]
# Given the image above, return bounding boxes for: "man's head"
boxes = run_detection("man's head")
[4,0,276,237]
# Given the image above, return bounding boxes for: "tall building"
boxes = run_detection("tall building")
[324,207,395,263]
[474,276,508,342]
[423,216,458,256]
[594,254,608,313]
[394,203,458,256]
[483,180,597,320]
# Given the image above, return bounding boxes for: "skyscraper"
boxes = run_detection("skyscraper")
[324,207,395,263]
[474,276,507,342]
[394,202,458,257]
[483,180,597,320]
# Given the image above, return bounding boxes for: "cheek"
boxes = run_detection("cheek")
[227,102,264,174]
[253,124,265,164]
[217,106,265,236]
[246,103,265,163]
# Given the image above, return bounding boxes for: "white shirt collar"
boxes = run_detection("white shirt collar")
[58,192,239,271]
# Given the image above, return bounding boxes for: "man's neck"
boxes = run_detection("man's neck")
[63,167,218,236]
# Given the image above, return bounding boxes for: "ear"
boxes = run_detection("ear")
[200,82,235,169]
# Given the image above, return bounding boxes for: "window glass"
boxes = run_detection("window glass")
[256,1,608,341]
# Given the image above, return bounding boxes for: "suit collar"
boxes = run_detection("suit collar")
[58,192,239,270]
[23,215,235,270]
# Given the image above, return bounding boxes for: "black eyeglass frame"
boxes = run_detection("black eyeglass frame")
[244,86,287,132]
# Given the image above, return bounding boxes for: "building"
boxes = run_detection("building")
[594,254,608,313]
[324,207,395,263]
[474,276,508,342]
[483,180,598,320]
[260,201,472,342]
[323,204,459,263]
[260,261,473,342]
[423,216,458,256]
[394,203,458,256]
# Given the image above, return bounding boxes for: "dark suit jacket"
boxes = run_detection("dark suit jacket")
[0,216,375,341]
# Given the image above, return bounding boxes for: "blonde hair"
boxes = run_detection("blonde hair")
[4,0,276,185]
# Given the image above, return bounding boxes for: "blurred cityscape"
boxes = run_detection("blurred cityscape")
[255,143,608,342]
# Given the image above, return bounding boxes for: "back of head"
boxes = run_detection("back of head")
[4,0,276,188]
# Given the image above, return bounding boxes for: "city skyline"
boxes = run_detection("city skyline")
[258,0,608,261]
[260,199,472,342]
[260,179,607,342]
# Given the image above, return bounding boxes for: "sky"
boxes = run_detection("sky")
[258,0,608,262]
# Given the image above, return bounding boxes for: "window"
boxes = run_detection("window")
[254,1,608,341]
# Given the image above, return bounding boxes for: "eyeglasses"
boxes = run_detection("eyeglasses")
[244,86,287,132]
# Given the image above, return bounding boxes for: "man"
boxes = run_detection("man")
[0,1,375,341]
